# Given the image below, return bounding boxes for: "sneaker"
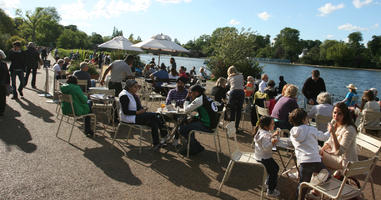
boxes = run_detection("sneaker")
[18,89,23,97]
[32,85,37,89]
[11,95,18,100]
[310,169,329,185]
[266,189,280,197]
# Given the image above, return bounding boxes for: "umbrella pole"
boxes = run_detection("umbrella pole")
[158,53,161,68]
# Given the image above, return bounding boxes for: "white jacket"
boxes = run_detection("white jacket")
[290,124,330,165]
[254,129,274,160]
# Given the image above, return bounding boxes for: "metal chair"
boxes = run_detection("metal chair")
[315,114,332,132]
[359,110,381,133]
[112,122,152,154]
[56,93,96,142]
[217,122,267,199]
[187,113,222,163]
[356,133,381,200]
[298,156,378,200]
[77,79,88,93]
[89,89,116,135]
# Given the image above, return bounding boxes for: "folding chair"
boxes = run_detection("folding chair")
[359,110,381,133]
[88,89,116,134]
[112,122,152,154]
[56,93,96,142]
[77,79,88,94]
[315,114,332,132]
[298,156,378,200]
[356,133,381,200]
[187,113,222,163]
[217,122,267,200]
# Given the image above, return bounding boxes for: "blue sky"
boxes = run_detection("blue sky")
[1,0,380,44]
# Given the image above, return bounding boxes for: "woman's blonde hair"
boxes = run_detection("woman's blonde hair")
[216,77,227,87]
[227,66,238,76]
[284,84,298,98]
[281,84,290,96]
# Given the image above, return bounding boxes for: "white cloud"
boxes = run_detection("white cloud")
[156,0,191,3]
[338,23,368,31]
[318,3,344,16]
[326,34,334,39]
[257,11,270,21]
[353,0,373,8]
[373,23,379,28]
[0,0,20,17]
[229,19,240,25]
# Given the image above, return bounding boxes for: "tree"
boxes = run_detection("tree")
[206,27,262,79]
[57,29,90,49]
[112,27,123,37]
[128,33,134,42]
[326,41,354,66]
[274,27,301,62]
[18,7,61,43]
[174,38,181,45]
[90,32,103,46]
[0,9,16,50]
[348,32,363,48]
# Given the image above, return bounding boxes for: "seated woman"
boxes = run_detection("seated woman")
[308,92,334,119]
[119,80,167,151]
[357,90,380,133]
[271,84,299,130]
[179,85,219,155]
[341,84,358,107]
[168,68,179,80]
[320,102,358,173]
[211,77,227,111]
[264,80,277,114]
[60,75,93,136]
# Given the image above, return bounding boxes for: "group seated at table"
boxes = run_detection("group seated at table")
[60,75,94,136]
[119,80,168,151]
[150,64,169,95]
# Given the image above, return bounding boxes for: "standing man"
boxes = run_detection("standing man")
[170,57,176,71]
[40,47,47,61]
[0,50,10,116]
[8,41,25,99]
[259,73,269,93]
[25,42,41,89]
[302,70,326,105]
[100,55,134,96]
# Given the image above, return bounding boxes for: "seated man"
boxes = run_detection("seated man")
[73,61,91,91]
[165,77,188,107]
[119,80,168,151]
[60,75,94,136]
[179,85,219,155]
[53,59,64,79]
[150,63,169,95]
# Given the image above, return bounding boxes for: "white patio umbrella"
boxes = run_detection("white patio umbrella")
[131,34,190,66]
[98,36,143,52]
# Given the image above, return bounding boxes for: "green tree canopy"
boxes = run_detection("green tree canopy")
[274,27,301,62]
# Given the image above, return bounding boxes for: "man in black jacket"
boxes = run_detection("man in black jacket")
[8,41,26,99]
[302,70,326,105]
[24,42,41,89]
[0,49,10,116]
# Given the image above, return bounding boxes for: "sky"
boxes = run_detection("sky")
[1,0,380,44]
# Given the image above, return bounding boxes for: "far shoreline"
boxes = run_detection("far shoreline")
[259,61,381,72]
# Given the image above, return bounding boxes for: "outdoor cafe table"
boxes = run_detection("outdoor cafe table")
[156,107,188,141]
[89,87,110,93]
[88,88,117,130]
[275,137,300,179]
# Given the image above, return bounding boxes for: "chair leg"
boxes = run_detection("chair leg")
[56,114,64,137]
[370,177,376,200]
[213,135,220,163]
[139,128,143,154]
[68,118,75,142]
[92,116,97,138]
[217,160,235,195]
[226,133,231,156]
[187,132,192,158]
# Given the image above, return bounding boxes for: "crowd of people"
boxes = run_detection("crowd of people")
[1,41,381,199]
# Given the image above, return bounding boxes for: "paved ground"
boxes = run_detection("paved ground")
[1,58,380,200]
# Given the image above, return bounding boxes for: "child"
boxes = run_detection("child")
[244,76,256,97]
[289,108,330,199]
[253,116,280,197]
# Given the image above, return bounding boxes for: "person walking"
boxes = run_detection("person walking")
[7,41,26,99]
[24,42,42,89]
[0,50,10,116]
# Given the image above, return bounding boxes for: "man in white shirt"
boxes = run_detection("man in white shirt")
[259,73,268,93]
[52,59,64,79]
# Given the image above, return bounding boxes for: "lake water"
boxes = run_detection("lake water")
[139,54,381,101]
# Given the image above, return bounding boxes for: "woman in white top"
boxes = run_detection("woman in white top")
[226,66,245,129]
[168,68,179,80]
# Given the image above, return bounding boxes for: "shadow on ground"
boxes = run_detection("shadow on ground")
[0,105,37,153]
[15,97,55,123]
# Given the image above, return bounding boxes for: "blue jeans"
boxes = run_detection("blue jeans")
[11,70,25,97]
[179,121,212,144]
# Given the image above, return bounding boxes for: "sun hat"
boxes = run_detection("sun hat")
[125,79,138,90]
[346,84,357,90]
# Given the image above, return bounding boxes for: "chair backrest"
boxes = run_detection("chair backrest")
[225,122,240,153]
[255,105,270,122]
[58,93,77,117]
[315,115,332,132]
[356,132,381,156]
[339,157,378,196]
[362,110,381,129]
[77,79,88,93]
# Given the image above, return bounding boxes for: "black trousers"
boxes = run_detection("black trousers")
[258,158,279,191]
[135,112,166,145]
[25,67,37,87]
[227,89,245,128]
[0,85,6,114]
[108,81,122,97]
[298,162,326,199]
